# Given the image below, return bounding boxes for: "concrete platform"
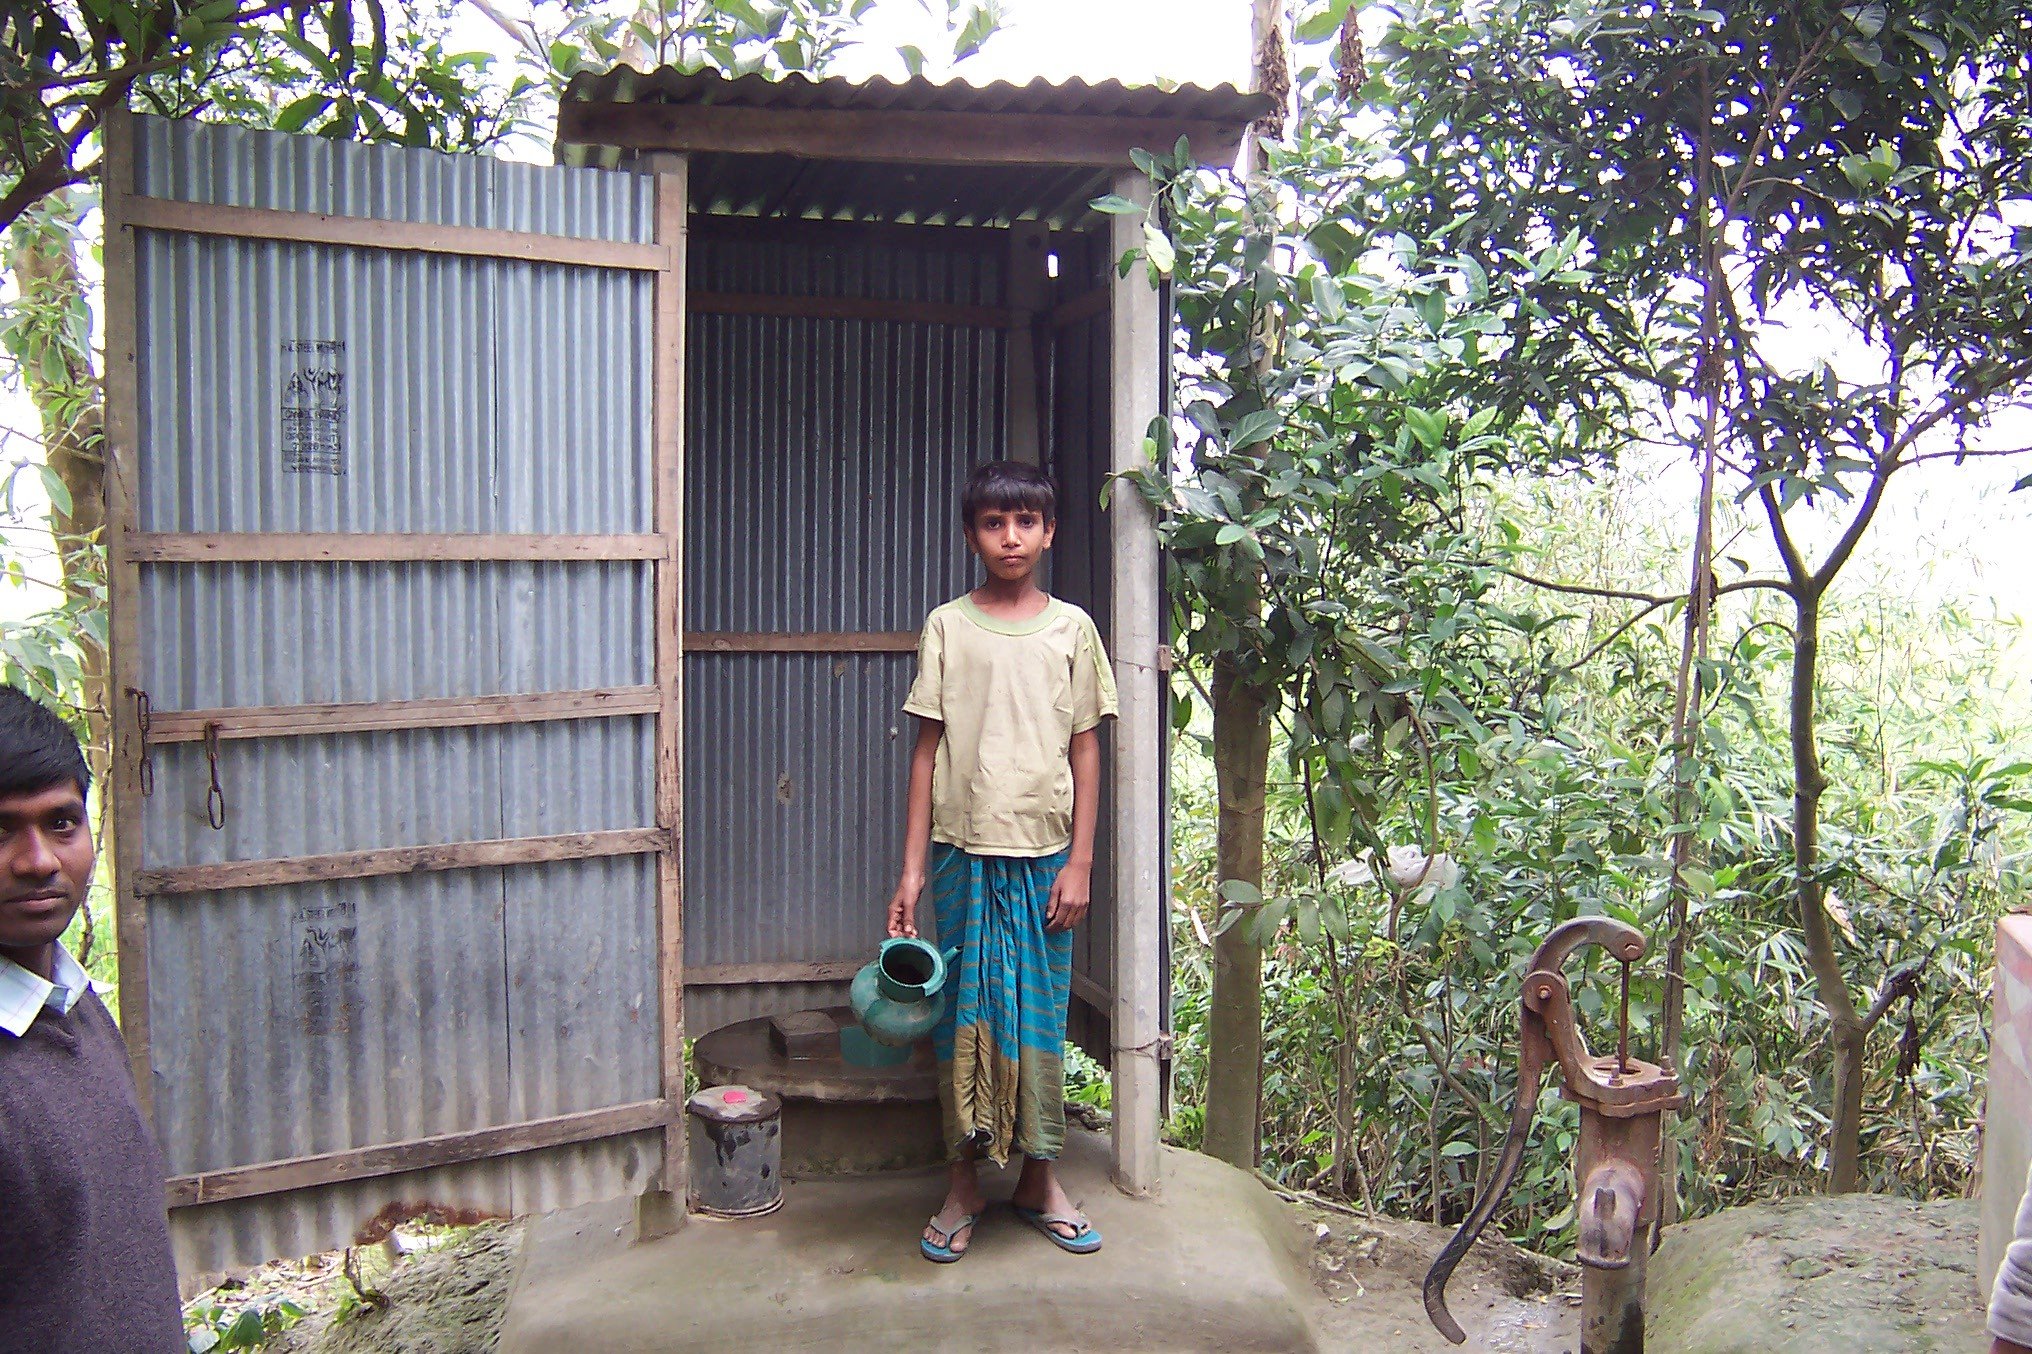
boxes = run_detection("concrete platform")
[497,1128,1322,1352]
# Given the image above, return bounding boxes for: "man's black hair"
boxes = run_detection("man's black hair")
[960,461,1057,528]
[0,687,90,801]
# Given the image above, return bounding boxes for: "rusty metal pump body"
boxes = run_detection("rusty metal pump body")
[1423,917,1684,1354]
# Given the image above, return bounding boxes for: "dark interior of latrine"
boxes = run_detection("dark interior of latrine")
[679,191,1124,1067]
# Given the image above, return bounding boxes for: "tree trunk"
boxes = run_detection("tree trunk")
[5,207,111,972]
[1203,653,1272,1166]
[1200,0,1287,1171]
[1656,145,1723,1227]
[4,207,110,776]
[1788,587,1867,1191]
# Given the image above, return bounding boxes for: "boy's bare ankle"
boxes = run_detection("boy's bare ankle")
[944,1161,985,1209]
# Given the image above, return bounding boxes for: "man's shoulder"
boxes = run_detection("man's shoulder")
[0,986,123,1060]
[69,986,123,1040]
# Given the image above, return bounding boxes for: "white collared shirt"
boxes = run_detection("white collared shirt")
[0,942,91,1037]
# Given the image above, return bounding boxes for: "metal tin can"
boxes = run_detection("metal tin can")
[686,1084,784,1218]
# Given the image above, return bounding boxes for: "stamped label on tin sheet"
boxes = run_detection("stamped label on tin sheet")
[281,338,346,475]
[292,897,360,1035]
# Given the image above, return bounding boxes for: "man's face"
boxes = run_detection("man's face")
[0,783,93,958]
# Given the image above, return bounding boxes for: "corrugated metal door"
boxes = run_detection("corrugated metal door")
[680,220,1006,1033]
[103,114,683,1275]
[1050,226,1121,1067]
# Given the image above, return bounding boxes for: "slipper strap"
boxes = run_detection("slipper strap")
[925,1212,977,1246]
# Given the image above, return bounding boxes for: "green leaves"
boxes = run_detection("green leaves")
[185,1295,309,1352]
[1293,0,1356,43]
[951,0,1000,61]
[1219,879,1264,909]
[1228,408,1282,452]
[1844,3,1888,40]
[273,93,333,134]
[1402,407,1447,452]
[1142,220,1176,277]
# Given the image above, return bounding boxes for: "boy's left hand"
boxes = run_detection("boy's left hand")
[1046,862,1091,931]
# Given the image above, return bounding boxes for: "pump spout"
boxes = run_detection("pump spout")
[1576,1161,1644,1271]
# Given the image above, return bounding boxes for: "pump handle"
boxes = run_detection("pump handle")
[1421,1011,1548,1343]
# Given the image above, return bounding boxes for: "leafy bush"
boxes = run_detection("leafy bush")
[1165,468,2028,1255]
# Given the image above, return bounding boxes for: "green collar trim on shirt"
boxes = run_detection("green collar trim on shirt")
[957,592,1063,636]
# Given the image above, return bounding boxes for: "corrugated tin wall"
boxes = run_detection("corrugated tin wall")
[1048,228,1118,1063]
[129,118,662,1274]
[683,225,1006,1031]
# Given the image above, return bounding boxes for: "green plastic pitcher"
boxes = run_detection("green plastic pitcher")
[842,937,961,1067]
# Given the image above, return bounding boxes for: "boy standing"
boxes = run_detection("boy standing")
[0,687,184,1351]
[888,461,1118,1262]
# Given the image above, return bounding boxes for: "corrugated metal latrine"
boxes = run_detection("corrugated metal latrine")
[127,117,663,1274]
[120,116,1147,1276]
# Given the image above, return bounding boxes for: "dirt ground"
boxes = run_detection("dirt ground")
[1298,1202,1579,1353]
[189,1223,525,1354]
[191,1183,1988,1352]
[1296,1190,1989,1354]
[272,1222,524,1354]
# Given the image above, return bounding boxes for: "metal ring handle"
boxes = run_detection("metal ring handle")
[202,721,226,830]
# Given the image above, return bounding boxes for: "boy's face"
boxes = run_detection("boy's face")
[967,504,1054,583]
[0,781,93,962]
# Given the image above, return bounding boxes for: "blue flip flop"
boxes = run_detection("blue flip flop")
[1013,1205,1103,1254]
[920,1210,980,1263]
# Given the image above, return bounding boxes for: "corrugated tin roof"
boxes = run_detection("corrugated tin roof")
[556,68,1270,227]
[674,152,1106,225]
[562,67,1270,125]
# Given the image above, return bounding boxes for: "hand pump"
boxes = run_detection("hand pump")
[1422,917,1683,1354]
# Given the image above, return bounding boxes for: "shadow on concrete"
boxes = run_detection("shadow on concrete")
[498,1128,1323,1352]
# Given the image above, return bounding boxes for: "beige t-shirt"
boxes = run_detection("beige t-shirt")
[902,594,1119,857]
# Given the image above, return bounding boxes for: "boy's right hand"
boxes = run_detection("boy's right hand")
[887,877,922,938]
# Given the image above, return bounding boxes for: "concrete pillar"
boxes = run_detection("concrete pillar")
[1107,170,1164,1197]
[1982,915,2032,1299]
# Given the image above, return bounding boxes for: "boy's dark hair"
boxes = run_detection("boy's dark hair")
[960,461,1057,528]
[0,687,90,801]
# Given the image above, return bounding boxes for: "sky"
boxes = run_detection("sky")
[442,0,1254,104]
[2,0,2027,656]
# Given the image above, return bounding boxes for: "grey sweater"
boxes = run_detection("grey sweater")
[0,987,184,1353]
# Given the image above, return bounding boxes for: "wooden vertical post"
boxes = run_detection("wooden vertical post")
[640,154,690,1239]
[1107,170,1164,1197]
[1004,221,1051,464]
[101,109,155,1125]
